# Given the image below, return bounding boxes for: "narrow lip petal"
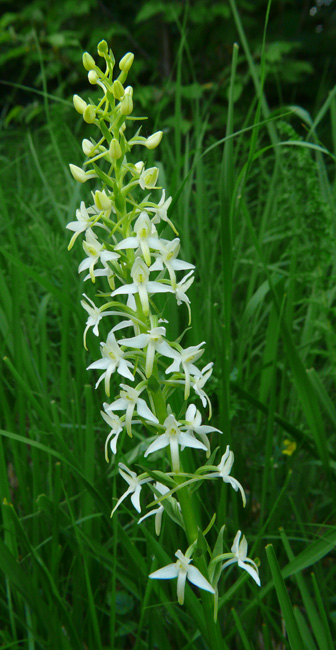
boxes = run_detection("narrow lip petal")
[237,560,261,586]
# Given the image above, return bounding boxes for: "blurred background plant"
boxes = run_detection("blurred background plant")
[1,1,336,649]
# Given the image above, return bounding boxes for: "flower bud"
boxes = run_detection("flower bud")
[94,190,112,211]
[139,166,159,190]
[145,131,163,149]
[82,139,95,156]
[112,80,124,100]
[69,164,96,183]
[83,105,96,124]
[73,94,87,115]
[119,52,134,73]
[97,40,108,57]
[120,86,133,116]
[82,52,96,71]
[88,70,99,85]
[109,138,122,160]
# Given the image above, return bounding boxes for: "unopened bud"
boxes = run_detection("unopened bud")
[139,166,159,190]
[82,52,96,71]
[69,164,96,183]
[120,86,133,116]
[73,94,87,115]
[119,52,134,73]
[88,70,99,85]
[145,131,163,149]
[97,40,108,57]
[83,105,96,124]
[94,190,112,211]
[82,139,95,156]
[109,138,122,160]
[112,80,124,100]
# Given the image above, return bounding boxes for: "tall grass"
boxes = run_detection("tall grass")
[1,4,336,648]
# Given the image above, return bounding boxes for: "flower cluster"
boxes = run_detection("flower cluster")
[67,41,260,610]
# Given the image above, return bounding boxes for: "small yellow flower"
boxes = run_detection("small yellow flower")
[282,439,297,456]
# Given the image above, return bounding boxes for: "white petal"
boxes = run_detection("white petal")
[187,566,215,594]
[149,564,179,580]
[144,435,169,457]
[137,398,159,423]
[237,560,261,586]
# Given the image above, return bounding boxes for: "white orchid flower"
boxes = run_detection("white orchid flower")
[114,211,162,266]
[87,331,134,396]
[139,166,159,190]
[120,326,177,377]
[165,342,205,400]
[199,445,246,506]
[181,404,222,458]
[100,408,125,460]
[112,257,172,315]
[149,549,215,605]
[66,201,102,250]
[138,481,181,536]
[150,238,194,288]
[220,531,260,586]
[144,413,207,472]
[145,190,177,233]
[78,229,119,283]
[104,383,158,436]
[81,294,118,349]
[111,463,152,517]
[173,270,195,324]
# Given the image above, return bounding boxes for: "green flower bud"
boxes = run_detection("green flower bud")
[120,86,133,116]
[73,94,87,115]
[119,52,134,73]
[82,139,95,156]
[145,131,163,149]
[109,138,122,160]
[82,52,96,71]
[97,40,108,57]
[83,105,96,124]
[112,80,124,100]
[88,70,99,85]
[94,189,112,211]
[69,164,96,183]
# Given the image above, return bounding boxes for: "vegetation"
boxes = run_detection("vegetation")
[1,1,336,648]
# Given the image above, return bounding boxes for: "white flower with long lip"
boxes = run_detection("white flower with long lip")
[111,463,152,517]
[173,270,195,324]
[191,362,214,409]
[114,211,162,266]
[199,445,246,506]
[144,413,207,472]
[165,342,205,400]
[181,404,222,457]
[149,549,215,605]
[78,229,119,283]
[150,238,194,289]
[105,383,158,436]
[220,531,260,586]
[144,190,177,233]
[138,481,181,536]
[100,408,125,460]
[66,201,101,250]
[81,294,118,349]
[215,446,246,506]
[112,257,172,315]
[87,331,134,396]
[120,326,177,377]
